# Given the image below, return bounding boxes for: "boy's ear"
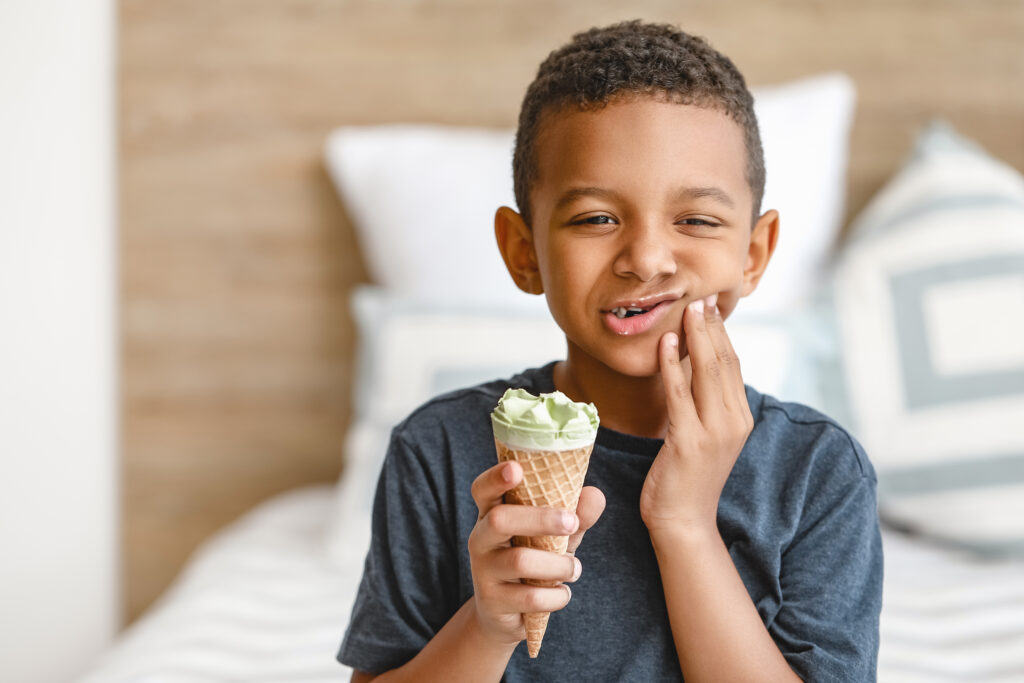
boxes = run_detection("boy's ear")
[741,209,780,297]
[494,206,544,295]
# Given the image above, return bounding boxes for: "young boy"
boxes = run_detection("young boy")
[338,20,882,682]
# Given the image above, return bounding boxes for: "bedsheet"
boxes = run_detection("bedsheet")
[78,485,1024,682]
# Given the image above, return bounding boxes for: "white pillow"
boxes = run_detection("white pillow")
[751,73,855,314]
[325,125,522,305]
[833,121,1024,555]
[323,73,855,313]
[324,289,565,567]
[323,286,835,567]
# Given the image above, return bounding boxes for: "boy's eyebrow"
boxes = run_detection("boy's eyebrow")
[554,185,736,210]
[554,186,623,211]
[673,186,736,209]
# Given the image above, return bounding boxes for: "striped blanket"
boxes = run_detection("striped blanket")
[78,486,1024,682]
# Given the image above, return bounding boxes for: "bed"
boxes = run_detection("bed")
[89,55,1024,680]
[77,486,1024,683]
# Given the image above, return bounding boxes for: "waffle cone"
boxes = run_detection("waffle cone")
[494,438,594,658]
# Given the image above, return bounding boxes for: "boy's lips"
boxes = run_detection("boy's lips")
[601,296,678,336]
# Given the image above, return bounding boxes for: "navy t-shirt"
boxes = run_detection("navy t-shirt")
[337,362,883,681]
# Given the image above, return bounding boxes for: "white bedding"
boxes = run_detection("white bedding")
[878,532,1024,682]
[79,486,357,683]
[78,485,1024,683]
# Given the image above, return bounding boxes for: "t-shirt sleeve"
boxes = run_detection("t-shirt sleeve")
[336,427,461,674]
[772,439,883,681]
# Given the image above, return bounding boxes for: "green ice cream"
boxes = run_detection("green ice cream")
[490,388,599,450]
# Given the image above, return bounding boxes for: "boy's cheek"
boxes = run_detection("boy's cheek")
[718,296,739,320]
[714,288,745,318]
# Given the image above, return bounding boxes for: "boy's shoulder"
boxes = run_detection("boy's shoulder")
[745,385,876,483]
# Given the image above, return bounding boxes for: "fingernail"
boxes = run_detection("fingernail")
[564,584,572,601]
[704,293,718,311]
[571,557,582,581]
[666,333,678,348]
[502,464,515,483]
[562,511,577,533]
[688,299,705,316]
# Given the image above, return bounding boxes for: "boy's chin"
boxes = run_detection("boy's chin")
[569,335,689,379]
[603,346,680,379]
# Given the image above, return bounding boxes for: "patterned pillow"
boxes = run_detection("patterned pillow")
[833,121,1024,555]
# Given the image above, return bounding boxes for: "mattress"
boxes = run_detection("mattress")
[77,485,1024,682]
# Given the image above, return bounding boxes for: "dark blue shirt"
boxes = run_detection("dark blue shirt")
[338,362,882,681]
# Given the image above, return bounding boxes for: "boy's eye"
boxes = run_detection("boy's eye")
[573,215,616,225]
[679,217,720,228]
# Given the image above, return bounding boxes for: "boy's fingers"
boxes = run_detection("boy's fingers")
[682,298,723,419]
[502,582,573,615]
[567,485,606,554]
[494,546,581,583]
[472,504,579,552]
[658,330,697,423]
[471,461,522,519]
[702,297,745,409]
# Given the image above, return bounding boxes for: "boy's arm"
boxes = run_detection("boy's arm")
[648,525,802,682]
[641,299,801,682]
[349,598,517,683]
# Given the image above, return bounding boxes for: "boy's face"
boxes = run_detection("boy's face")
[496,96,778,378]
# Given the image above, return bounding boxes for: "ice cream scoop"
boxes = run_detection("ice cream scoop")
[491,388,599,450]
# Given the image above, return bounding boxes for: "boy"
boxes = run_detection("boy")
[339,20,882,682]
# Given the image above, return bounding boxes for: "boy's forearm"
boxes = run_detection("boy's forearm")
[650,525,802,683]
[361,598,517,683]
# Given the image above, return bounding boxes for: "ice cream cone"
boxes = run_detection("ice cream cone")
[493,439,595,658]
[490,388,599,658]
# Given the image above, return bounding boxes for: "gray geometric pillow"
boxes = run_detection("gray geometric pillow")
[834,121,1024,555]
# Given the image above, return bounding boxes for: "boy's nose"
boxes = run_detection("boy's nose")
[612,227,677,282]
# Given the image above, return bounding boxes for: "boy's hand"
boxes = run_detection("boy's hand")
[640,294,754,536]
[467,461,606,647]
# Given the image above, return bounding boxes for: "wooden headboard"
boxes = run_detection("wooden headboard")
[120,0,1024,623]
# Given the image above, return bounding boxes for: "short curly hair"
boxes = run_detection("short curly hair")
[513,20,765,227]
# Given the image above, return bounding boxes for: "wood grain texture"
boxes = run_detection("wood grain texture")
[120,0,1024,624]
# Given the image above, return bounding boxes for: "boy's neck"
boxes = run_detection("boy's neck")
[553,348,669,440]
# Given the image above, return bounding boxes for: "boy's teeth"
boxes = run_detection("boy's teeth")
[611,306,648,319]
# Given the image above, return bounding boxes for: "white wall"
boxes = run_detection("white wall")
[0,1,118,681]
